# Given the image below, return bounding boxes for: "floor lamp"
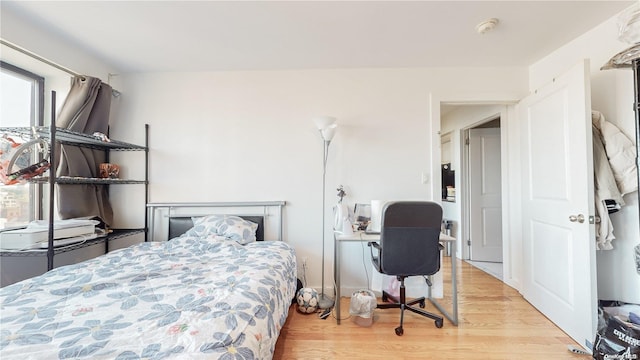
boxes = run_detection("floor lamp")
[314,116,338,309]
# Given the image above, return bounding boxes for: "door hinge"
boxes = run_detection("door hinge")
[465,137,470,145]
[467,239,471,246]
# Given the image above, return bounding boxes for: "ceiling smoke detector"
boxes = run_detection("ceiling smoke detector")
[476,18,499,34]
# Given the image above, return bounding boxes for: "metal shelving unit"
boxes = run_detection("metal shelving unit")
[0,90,149,271]
[28,177,146,185]
[0,229,145,257]
[1,127,147,151]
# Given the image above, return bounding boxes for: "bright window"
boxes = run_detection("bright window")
[0,62,44,230]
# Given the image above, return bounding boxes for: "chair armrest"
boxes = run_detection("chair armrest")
[368,241,382,272]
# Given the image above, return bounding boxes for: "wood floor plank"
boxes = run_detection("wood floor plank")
[273,258,589,359]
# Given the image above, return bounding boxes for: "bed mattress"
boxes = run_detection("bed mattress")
[0,235,297,359]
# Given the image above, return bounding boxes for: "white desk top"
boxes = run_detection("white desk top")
[335,231,455,242]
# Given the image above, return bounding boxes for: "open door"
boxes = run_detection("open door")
[518,59,598,349]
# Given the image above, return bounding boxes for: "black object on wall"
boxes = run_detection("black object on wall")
[441,163,455,200]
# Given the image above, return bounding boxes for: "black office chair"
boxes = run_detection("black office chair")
[369,201,444,335]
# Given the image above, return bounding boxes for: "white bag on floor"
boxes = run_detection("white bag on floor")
[350,290,377,326]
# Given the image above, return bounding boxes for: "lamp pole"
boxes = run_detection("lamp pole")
[314,117,337,310]
[319,138,335,309]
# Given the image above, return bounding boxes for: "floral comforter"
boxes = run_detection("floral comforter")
[0,236,297,359]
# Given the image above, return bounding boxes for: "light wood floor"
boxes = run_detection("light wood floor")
[273,257,588,359]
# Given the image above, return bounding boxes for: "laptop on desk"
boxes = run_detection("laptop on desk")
[364,223,380,235]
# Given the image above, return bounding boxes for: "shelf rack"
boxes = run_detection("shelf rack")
[0,229,145,257]
[0,90,149,271]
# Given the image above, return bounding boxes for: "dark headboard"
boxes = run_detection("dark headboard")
[168,216,265,241]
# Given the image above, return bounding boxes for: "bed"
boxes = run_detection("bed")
[0,201,296,360]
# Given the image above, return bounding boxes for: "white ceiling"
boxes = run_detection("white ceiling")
[1,1,634,74]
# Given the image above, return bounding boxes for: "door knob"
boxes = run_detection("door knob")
[569,214,585,223]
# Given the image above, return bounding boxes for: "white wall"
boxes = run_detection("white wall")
[5,0,636,305]
[2,0,531,297]
[1,0,531,295]
[1,5,119,83]
[115,68,526,295]
[530,13,640,304]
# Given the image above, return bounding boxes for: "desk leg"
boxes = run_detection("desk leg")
[334,234,341,324]
[428,241,458,326]
[451,241,458,324]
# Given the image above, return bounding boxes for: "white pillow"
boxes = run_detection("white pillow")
[186,215,258,244]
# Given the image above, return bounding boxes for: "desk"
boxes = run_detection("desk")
[333,231,458,326]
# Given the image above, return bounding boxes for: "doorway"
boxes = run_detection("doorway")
[440,105,505,281]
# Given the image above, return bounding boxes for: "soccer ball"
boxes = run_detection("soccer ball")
[296,287,319,314]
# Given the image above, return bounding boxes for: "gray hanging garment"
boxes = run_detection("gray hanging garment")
[55,76,113,226]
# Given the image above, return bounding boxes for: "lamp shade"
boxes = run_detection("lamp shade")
[313,116,336,130]
[321,123,338,141]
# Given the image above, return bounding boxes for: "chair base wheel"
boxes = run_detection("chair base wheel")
[419,300,425,308]
[435,319,443,328]
[395,326,404,336]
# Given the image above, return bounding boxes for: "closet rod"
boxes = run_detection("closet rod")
[1,38,121,97]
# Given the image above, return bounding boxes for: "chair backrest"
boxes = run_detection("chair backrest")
[378,201,443,276]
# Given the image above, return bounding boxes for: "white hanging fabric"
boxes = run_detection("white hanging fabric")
[592,110,638,250]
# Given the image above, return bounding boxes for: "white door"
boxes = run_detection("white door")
[518,60,597,349]
[469,127,503,262]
